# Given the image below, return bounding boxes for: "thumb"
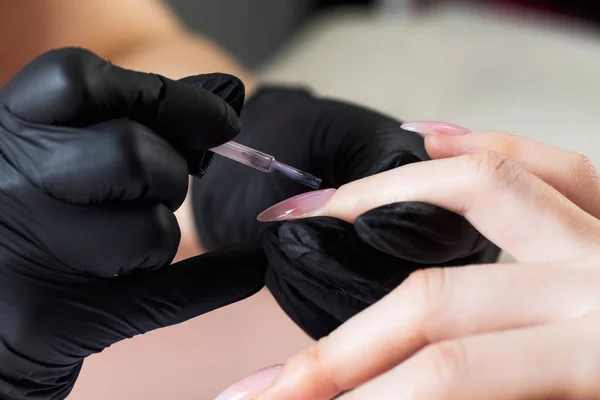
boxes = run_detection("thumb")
[354,202,499,265]
[81,243,267,350]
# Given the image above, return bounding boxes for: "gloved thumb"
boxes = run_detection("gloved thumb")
[63,243,267,362]
[354,202,498,265]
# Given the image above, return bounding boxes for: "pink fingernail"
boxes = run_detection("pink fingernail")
[213,365,282,400]
[401,121,471,135]
[257,189,336,222]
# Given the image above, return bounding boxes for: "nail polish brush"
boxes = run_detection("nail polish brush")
[210,141,322,190]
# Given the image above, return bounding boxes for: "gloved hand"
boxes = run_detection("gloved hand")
[262,208,500,339]
[192,87,500,339]
[0,48,266,400]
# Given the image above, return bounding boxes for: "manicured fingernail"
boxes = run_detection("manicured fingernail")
[401,121,471,135]
[257,189,336,222]
[213,365,282,400]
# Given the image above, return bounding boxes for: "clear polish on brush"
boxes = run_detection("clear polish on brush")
[210,141,322,190]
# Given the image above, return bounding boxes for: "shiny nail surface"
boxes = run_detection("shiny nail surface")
[401,121,471,135]
[214,365,282,400]
[257,189,336,222]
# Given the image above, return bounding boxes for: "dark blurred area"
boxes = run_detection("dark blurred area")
[167,0,600,68]
[480,0,600,23]
[167,0,374,68]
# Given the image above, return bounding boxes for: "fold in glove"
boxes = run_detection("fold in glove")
[263,206,500,340]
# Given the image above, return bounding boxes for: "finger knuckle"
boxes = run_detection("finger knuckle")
[480,130,517,153]
[286,337,345,395]
[568,153,600,186]
[468,151,522,188]
[45,48,101,100]
[312,337,345,394]
[401,268,448,316]
[419,341,468,395]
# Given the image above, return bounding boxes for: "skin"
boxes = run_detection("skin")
[238,129,600,400]
[0,0,258,262]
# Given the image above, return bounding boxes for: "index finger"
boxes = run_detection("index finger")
[425,130,600,219]
[1,48,243,151]
[260,151,600,262]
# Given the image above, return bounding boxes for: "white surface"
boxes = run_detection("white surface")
[260,5,600,164]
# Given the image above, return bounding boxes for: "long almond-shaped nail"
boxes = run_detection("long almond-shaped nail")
[401,121,471,135]
[213,365,282,400]
[257,189,336,222]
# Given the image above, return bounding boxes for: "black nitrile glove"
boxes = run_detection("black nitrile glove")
[262,208,500,339]
[191,87,500,338]
[0,48,266,400]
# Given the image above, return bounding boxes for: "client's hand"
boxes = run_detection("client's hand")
[193,88,464,251]
[192,89,500,338]
[215,123,600,400]
[0,48,265,400]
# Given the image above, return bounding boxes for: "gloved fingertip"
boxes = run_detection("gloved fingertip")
[224,99,243,133]
[182,73,245,140]
[154,76,242,153]
[355,202,481,264]
[178,73,246,115]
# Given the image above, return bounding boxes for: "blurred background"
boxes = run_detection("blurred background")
[166,0,600,165]
[170,0,600,69]
[52,0,599,398]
